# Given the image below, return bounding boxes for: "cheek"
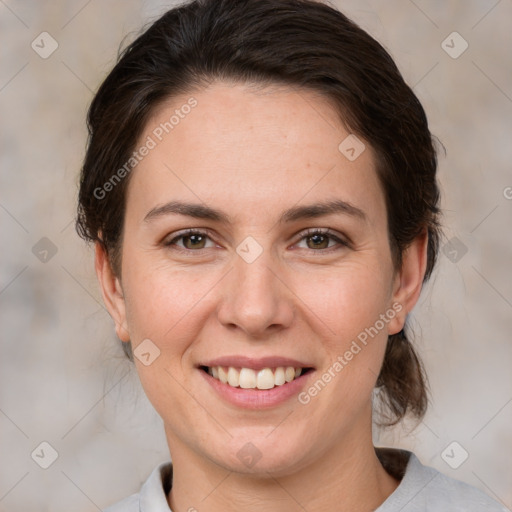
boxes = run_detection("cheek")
[295,261,393,339]
[122,247,394,350]
[294,262,393,396]
[121,255,220,352]
[120,260,211,409]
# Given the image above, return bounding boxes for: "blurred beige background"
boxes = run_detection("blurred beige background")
[1,0,511,510]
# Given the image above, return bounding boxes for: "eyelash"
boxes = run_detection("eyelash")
[163,228,349,254]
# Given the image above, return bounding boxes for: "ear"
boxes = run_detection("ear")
[387,230,428,335]
[95,242,130,342]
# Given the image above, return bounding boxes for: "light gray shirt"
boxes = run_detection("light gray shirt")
[104,448,507,511]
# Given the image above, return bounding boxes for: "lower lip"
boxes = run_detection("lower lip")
[199,369,314,409]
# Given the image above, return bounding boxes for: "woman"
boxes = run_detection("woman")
[76,0,506,510]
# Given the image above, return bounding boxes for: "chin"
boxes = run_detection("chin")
[207,435,307,477]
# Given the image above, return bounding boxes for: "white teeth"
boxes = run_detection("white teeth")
[256,368,275,389]
[285,366,295,382]
[227,367,239,387]
[239,368,257,389]
[218,366,228,384]
[206,365,305,389]
[274,367,285,386]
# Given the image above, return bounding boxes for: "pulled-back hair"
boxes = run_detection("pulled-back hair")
[76,0,442,425]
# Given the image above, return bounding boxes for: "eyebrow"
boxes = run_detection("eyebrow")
[143,199,367,224]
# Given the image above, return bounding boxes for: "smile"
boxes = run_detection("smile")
[201,365,312,390]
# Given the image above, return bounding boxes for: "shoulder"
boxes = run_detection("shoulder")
[417,465,508,511]
[377,448,507,511]
[103,493,139,512]
[103,461,173,512]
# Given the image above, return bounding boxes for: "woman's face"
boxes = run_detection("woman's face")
[97,82,425,476]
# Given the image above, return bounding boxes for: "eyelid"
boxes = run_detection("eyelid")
[163,228,218,248]
[294,227,350,250]
[163,227,350,252]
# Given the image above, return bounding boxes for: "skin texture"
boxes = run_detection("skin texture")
[96,82,428,511]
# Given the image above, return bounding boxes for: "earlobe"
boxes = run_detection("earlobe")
[388,231,429,335]
[94,242,130,342]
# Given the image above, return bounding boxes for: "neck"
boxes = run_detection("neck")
[165,417,399,512]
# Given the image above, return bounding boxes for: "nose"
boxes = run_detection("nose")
[216,245,294,338]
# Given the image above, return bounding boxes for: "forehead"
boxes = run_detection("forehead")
[125,82,385,226]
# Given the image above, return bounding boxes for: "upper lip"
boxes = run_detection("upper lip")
[200,355,314,371]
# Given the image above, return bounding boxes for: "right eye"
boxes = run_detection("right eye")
[164,229,217,251]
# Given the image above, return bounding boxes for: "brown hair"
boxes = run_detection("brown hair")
[76,0,442,425]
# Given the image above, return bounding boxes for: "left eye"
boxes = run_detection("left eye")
[166,230,216,250]
[164,228,347,252]
[295,229,347,251]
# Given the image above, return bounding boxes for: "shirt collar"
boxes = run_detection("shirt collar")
[138,449,419,511]
[139,461,173,511]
